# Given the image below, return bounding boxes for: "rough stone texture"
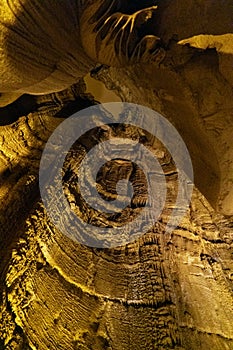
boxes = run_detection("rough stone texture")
[0,1,233,350]
[0,0,162,106]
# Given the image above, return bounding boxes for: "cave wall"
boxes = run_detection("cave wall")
[0,1,233,349]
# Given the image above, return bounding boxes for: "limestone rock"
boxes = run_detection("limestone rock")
[0,1,233,349]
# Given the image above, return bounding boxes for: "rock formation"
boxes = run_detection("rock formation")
[0,1,233,349]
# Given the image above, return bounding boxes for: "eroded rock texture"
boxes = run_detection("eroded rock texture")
[0,1,233,350]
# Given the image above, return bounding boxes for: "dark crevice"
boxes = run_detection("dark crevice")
[0,94,37,126]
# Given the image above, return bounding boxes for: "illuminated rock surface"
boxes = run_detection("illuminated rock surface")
[0,1,233,349]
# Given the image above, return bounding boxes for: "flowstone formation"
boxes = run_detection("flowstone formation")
[0,1,233,349]
[0,0,162,106]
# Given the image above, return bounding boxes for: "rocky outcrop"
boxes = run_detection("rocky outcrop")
[0,1,233,349]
